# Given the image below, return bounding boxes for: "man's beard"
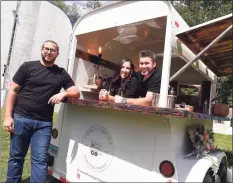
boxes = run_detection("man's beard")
[41,54,56,64]
[141,68,155,76]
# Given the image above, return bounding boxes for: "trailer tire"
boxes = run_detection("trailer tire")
[203,174,214,183]
[217,157,227,183]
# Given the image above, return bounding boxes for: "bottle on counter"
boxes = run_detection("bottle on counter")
[169,87,175,95]
[91,65,97,84]
[203,100,208,114]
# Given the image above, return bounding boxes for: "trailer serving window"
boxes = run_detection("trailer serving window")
[73,16,168,100]
[73,15,213,108]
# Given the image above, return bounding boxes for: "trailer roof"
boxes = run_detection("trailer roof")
[176,14,233,77]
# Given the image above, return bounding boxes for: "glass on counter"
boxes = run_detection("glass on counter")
[152,93,177,109]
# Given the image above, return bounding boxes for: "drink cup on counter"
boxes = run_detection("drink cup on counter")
[152,93,176,108]
[167,95,177,109]
[152,93,160,107]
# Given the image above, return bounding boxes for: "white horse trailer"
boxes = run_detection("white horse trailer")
[46,1,232,183]
[2,1,232,182]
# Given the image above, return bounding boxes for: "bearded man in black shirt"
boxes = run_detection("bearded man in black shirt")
[114,50,161,106]
[3,40,80,183]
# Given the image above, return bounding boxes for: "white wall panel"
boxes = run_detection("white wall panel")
[1,1,17,89]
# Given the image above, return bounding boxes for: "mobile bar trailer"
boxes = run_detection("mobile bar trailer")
[47,1,233,182]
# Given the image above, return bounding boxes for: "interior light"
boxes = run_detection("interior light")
[98,46,102,54]
[144,29,148,37]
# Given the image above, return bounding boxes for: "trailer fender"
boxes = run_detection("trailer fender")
[185,158,213,182]
[185,152,226,182]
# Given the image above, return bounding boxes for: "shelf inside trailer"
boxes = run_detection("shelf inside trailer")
[80,85,100,93]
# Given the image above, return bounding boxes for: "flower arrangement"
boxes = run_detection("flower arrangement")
[185,124,217,158]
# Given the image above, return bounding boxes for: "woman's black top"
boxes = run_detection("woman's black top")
[108,76,140,98]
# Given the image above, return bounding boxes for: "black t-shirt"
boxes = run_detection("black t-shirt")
[109,77,140,98]
[122,77,140,98]
[13,61,75,121]
[137,69,162,97]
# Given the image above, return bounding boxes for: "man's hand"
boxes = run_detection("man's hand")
[99,89,109,101]
[114,95,123,103]
[48,92,67,105]
[3,117,14,133]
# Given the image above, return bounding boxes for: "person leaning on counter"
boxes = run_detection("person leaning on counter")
[114,50,161,106]
[3,40,80,183]
[99,58,140,101]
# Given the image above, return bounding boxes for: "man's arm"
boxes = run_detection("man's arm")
[62,86,80,99]
[127,91,153,106]
[115,91,154,106]
[48,86,80,105]
[3,81,21,132]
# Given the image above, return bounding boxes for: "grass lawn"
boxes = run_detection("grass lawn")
[214,133,233,151]
[1,108,232,182]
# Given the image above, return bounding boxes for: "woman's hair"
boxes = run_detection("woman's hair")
[109,58,135,97]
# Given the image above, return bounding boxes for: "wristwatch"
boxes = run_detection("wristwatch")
[121,98,127,104]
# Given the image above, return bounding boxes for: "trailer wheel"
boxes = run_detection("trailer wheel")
[217,158,227,183]
[203,174,214,183]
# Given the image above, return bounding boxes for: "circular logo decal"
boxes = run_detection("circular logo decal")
[82,125,114,172]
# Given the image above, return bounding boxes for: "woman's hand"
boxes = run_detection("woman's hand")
[99,89,109,101]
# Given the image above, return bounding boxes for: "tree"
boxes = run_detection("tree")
[66,3,81,26]
[180,86,199,96]
[85,0,101,11]
[216,76,233,107]
[48,1,102,26]
[172,0,232,26]
[48,1,81,26]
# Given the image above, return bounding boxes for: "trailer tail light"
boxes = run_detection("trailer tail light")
[159,160,175,178]
[52,128,58,139]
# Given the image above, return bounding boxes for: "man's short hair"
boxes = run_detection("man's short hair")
[139,50,156,62]
[42,40,59,52]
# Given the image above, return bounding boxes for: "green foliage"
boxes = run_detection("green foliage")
[180,85,200,96]
[86,0,101,11]
[181,87,199,96]
[216,76,233,107]
[66,3,81,26]
[172,0,232,26]
[48,1,102,26]
[214,133,233,167]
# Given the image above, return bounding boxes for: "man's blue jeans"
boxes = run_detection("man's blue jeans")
[6,113,52,183]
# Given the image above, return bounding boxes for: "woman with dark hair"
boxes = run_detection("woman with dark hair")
[99,58,139,103]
